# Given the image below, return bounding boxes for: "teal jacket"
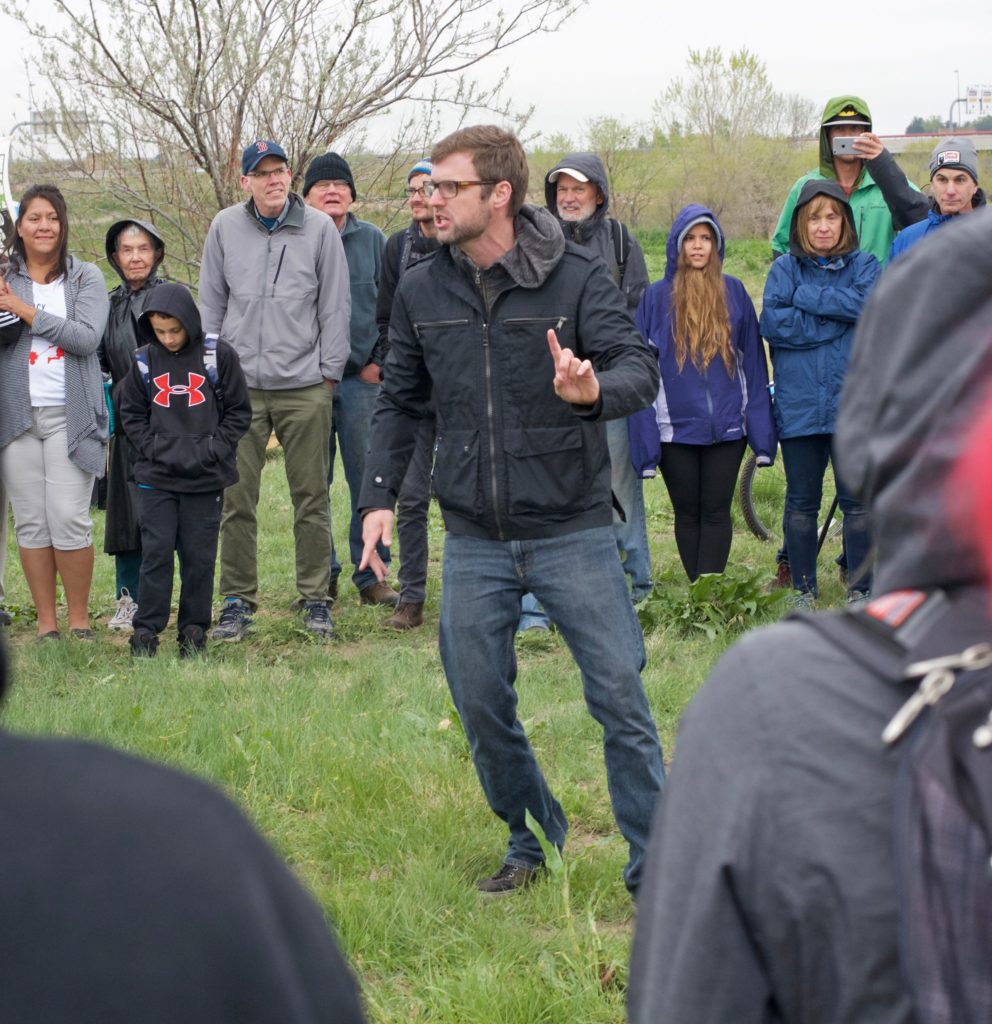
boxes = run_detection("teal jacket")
[339,213,386,377]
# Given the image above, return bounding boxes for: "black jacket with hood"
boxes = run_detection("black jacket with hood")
[629,207,992,1024]
[0,650,366,1024]
[359,204,660,540]
[120,284,251,494]
[101,219,166,553]
[543,153,649,311]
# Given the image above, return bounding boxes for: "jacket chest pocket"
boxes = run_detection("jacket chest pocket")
[432,428,482,517]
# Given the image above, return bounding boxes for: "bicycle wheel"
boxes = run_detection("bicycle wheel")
[737,450,781,542]
[737,448,841,546]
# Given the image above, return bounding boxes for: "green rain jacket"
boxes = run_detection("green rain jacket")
[771,95,907,266]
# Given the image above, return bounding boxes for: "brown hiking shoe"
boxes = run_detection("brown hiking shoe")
[388,601,424,630]
[477,862,541,895]
[359,581,400,606]
[769,561,792,590]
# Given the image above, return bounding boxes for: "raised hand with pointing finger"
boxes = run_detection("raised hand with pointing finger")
[547,328,600,406]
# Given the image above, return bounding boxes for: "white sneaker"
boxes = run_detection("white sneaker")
[108,589,137,631]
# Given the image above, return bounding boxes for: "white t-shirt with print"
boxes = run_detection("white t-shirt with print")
[29,278,67,407]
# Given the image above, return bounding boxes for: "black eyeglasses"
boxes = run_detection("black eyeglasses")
[405,186,429,197]
[424,180,498,199]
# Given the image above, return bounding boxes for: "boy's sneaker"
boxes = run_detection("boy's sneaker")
[130,628,158,658]
[477,862,542,895]
[178,625,207,659]
[108,589,137,631]
[211,599,253,642]
[302,601,334,640]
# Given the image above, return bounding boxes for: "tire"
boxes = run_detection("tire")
[737,450,777,541]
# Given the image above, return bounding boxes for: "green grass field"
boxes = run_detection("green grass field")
[1,433,850,1021]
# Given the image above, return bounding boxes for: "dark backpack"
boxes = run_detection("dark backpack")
[608,218,630,290]
[793,589,992,1024]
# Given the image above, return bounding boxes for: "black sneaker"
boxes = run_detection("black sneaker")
[178,625,207,659]
[0,607,12,627]
[302,600,334,640]
[477,862,541,894]
[211,599,253,642]
[130,628,159,658]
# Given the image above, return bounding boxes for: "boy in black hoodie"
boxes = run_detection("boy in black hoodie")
[120,284,251,656]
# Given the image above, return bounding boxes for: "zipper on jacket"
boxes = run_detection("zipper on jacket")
[476,267,505,540]
[272,245,287,296]
[502,316,568,328]
[412,319,470,340]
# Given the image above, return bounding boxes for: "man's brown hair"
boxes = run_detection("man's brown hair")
[431,125,529,216]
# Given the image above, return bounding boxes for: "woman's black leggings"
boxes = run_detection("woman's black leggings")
[659,439,748,582]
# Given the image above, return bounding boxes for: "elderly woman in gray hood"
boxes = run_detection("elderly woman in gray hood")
[100,218,165,630]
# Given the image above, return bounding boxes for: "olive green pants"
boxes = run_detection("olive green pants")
[219,384,333,610]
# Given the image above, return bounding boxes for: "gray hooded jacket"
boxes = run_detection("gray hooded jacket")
[629,207,992,1024]
[543,153,649,311]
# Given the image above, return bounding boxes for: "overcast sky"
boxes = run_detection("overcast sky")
[1,0,989,144]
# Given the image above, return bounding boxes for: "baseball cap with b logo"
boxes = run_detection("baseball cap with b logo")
[242,139,289,175]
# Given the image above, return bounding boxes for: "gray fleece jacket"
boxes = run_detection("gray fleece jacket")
[197,193,351,389]
[0,256,109,476]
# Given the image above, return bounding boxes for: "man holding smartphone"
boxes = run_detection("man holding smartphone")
[771,96,905,266]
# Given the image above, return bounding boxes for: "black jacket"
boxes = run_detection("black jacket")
[100,219,167,553]
[120,284,251,493]
[373,221,441,365]
[0,729,366,1024]
[359,205,659,540]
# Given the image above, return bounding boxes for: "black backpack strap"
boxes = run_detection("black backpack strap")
[787,590,944,681]
[609,219,629,289]
[396,227,415,279]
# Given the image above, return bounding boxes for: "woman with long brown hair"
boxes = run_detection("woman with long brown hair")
[0,184,109,639]
[629,205,776,581]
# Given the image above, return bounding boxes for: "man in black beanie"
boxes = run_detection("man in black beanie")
[304,153,397,608]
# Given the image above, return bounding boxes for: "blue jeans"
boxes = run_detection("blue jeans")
[440,526,665,892]
[781,434,871,597]
[608,417,652,600]
[329,374,391,591]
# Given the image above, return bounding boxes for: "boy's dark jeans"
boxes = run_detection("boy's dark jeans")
[133,489,223,637]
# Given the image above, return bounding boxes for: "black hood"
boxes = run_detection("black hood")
[543,152,609,242]
[105,219,166,288]
[136,283,203,352]
[835,205,992,593]
[788,180,858,258]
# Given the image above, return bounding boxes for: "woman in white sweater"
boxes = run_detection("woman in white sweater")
[0,184,109,639]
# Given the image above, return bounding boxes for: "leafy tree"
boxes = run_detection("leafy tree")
[14,0,580,276]
[654,48,818,238]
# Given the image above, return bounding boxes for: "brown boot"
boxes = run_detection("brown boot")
[359,581,400,606]
[388,601,424,630]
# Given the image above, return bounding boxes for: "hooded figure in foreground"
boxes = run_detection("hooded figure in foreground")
[0,638,367,1022]
[628,207,992,1023]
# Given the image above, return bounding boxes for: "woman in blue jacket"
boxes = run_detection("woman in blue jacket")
[759,180,880,603]
[629,206,776,582]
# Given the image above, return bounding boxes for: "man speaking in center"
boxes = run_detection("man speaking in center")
[358,125,665,897]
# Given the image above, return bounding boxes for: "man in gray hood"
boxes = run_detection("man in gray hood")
[360,126,665,897]
[541,152,652,611]
[628,207,992,1023]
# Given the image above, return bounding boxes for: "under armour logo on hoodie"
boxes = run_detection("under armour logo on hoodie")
[152,372,206,408]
